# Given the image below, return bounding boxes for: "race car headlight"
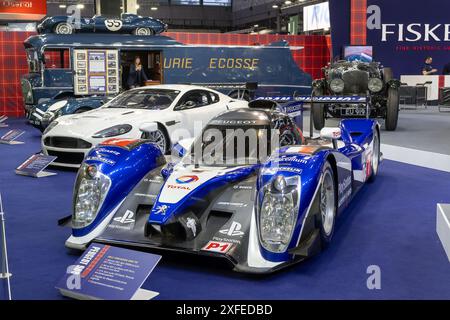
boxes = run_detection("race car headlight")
[92,124,132,138]
[43,121,58,135]
[329,78,345,93]
[259,175,300,253]
[72,164,111,229]
[368,78,383,93]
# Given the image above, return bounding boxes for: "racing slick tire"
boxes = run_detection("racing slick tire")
[54,22,74,35]
[142,124,170,154]
[385,87,399,131]
[368,130,380,183]
[312,87,326,130]
[133,27,155,36]
[318,161,337,248]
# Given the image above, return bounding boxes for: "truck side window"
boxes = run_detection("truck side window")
[44,49,70,69]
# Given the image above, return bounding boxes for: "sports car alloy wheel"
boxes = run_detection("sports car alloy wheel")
[146,129,167,153]
[134,27,153,36]
[55,23,73,34]
[320,166,336,237]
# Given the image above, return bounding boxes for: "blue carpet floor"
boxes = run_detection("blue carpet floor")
[0,118,449,300]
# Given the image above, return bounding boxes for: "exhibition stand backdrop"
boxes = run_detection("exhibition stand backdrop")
[0,31,331,117]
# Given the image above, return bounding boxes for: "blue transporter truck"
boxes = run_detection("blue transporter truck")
[21,33,312,130]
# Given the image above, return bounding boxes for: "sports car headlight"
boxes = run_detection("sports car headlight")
[329,78,345,93]
[368,78,383,92]
[43,121,58,134]
[92,124,132,138]
[259,175,299,253]
[72,164,111,228]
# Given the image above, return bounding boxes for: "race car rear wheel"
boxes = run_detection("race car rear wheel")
[312,87,326,130]
[54,22,74,35]
[143,125,169,154]
[133,27,154,36]
[385,87,399,131]
[368,130,380,182]
[319,161,337,247]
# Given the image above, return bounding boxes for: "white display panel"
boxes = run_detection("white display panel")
[74,49,119,95]
[303,1,330,32]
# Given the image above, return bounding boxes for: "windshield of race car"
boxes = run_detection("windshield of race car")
[107,89,180,110]
[185,124,273,167]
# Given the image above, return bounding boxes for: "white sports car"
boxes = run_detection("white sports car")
[42,85,248,168]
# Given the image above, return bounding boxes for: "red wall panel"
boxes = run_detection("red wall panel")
[0,31,331,117]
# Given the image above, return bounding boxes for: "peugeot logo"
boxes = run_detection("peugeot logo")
[155,205,168,215]
[113,210,135,224]
[219,221,244,237]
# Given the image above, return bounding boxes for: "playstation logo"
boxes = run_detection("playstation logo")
[219,221,244,237]
[113,210,135,224]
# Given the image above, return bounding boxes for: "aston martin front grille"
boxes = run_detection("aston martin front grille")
[44,136,92,149]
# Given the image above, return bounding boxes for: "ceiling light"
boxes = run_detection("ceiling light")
[151,6,158,11]
[136,4,140,9]
[254,24,259,28]
[272,4,279,8]
[285,0,292,4]
[76,4,85,9]
[59,4,67,8]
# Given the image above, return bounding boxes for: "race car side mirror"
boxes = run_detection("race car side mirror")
[139,122,158,133]
[320,127,341,149]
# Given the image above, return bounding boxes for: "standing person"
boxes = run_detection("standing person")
[127,56,148,89]
[422,57,438,75]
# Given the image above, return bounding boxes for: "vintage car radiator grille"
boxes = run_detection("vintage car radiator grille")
[342,70,369,95]
[44,136,92,149]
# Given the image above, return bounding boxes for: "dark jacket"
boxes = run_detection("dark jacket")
[127,64,148,88]
[443,63,450,75]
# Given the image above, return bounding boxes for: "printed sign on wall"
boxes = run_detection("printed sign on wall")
[74,49,119,95]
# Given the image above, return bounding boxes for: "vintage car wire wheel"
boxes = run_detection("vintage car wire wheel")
[134,27,154,36]
[319,162,336,246]
[146,128,168,154]
[385,87,399,131]
[54,22,73,34]
[368,130,380,182]
[312,87,326,130]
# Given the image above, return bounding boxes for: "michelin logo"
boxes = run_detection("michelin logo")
[338,176,352,207]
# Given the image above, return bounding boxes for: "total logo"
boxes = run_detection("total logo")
[219,221,244,237]
[113,210,135,224]
[175,175,199,184]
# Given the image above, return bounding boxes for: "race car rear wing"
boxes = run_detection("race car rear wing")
[253,95,370,137]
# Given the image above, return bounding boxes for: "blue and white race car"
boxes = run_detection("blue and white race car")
[65,104,381,274]
[37,13,167,36]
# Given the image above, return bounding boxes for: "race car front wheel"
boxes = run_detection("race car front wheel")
[312,87,326,130]
[368,130,380,183]
[54,22,74,35]
[318,161,337,247]
[385,87,399,131]
[133,27,154,36]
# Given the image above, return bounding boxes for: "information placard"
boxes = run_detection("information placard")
[0,115,7,128]
[74,49,119,96]
[57,243,160,300]
[0,129,24,145]
[15,154,57,178]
